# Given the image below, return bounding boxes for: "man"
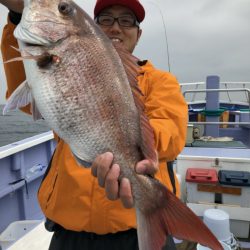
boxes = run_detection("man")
[0,0,188,249]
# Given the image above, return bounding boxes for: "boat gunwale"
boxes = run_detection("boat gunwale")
[0,131,54,160]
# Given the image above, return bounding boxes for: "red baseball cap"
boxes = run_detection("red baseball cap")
[94,0,145,23]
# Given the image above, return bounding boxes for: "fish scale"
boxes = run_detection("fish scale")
[36,38,137,163]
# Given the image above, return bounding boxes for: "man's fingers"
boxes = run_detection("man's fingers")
[90,152,136,208]
[119,178,134,208]
[105,164,120,200]
[91,152,113,187]
[135,159,157,175]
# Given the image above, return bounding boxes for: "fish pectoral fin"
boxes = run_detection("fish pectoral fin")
[136,181,223,250]
[3,80,32,115]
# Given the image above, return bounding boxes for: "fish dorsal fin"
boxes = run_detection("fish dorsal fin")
[113,42,157,164]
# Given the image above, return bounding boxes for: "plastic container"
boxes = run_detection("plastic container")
[0,220,41,250]
[186,168,218,203]
[188,202,250,239]
[218,170,250,207]
[219,170,250,187]
[203,209,231,243]
[186,168,218,184]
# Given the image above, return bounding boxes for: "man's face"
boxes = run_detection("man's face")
[96,5,142,53]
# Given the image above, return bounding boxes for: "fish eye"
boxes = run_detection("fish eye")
[58,2,73,15]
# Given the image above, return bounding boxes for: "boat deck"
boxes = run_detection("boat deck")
[8,222,250,250]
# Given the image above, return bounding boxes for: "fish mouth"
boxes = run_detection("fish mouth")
[14,24,52,47]
[25,42,42,47]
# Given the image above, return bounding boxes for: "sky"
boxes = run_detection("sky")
[0,0,250,104]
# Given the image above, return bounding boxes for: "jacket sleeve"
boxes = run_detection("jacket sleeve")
[144,70,188,161]
[1,15,31,114]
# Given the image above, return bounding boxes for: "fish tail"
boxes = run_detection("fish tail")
[136,180,223,250]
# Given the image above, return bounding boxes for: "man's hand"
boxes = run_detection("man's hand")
[91,152,158,209]
[0,0,24,13]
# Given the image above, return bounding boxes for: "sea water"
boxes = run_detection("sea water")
[0,105,50,147]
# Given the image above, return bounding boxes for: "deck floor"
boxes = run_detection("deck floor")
[7,222,250,250]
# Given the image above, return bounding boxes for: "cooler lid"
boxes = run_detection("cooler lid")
[218,170,250,186]
[185,168,218,183]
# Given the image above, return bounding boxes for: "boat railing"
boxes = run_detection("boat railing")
[188,121,250,126]
[183,88,250,107]
[180,82,250,105]
[180,81,250,86]
[183,87,250,96]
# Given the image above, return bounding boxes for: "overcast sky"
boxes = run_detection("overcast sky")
[0,0,250,104]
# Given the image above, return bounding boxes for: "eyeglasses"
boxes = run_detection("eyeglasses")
[95,15,140,28]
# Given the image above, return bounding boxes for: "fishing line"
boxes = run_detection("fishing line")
[144,0,171,72]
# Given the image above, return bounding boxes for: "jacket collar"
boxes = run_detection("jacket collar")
[138,60,155,74]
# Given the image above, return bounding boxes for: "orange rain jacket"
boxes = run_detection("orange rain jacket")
[1,17,188,234]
